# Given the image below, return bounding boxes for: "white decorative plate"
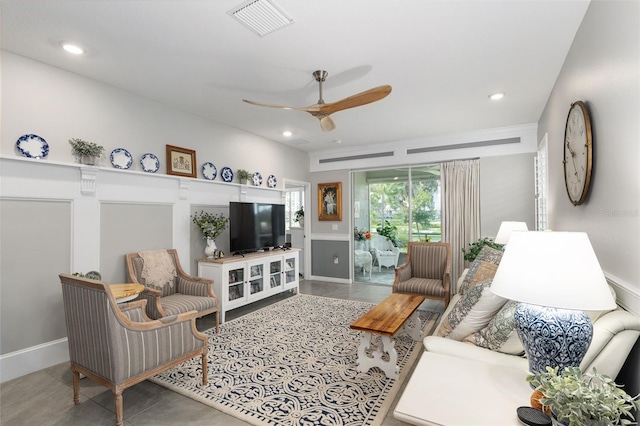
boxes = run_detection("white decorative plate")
[16,134,49,159]
[140,153,160,173]
[267,175,277,188]
[221,167,234,183]
[202,162,217,180]
[253,172,263,186]
[110,148,133,169]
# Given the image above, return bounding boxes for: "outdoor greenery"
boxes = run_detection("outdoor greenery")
[461,237,504,262]
[368,168,441,247]
[68,138,105,158]
[527,366,640,426]
[191,211,229,239]
[375,220,400,246]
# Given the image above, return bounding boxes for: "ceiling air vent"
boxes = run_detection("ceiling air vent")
[228,0,294,37]
[319,152,394,164]
[406,137,520,154]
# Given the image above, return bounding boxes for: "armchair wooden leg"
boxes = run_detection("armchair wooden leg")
[71,366,80,405]
[202,353,208,386]
[114,387,124,426]
[215,311,220,334]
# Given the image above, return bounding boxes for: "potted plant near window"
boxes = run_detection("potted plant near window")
[527,366,640,426]
[191,211,229,258]
[294,206,304,227]
[376,220,399,247]
[236,169,253,184]
[68,138,105,165]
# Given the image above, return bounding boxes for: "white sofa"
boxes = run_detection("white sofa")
[423,270,640,380]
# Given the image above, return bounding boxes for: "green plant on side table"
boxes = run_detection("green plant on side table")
[527,366,640,426]
[69,138,105,165]
[461,237,504,262]
[236,169,253,184]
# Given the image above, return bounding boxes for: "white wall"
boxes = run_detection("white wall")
[537,0,639,312]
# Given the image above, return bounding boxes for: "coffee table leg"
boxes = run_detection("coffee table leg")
[400,311,423,341]
[355,332,400,379]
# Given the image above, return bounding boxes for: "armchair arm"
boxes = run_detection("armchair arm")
[393,263,412,293]
[176,274,217,299]
[137,289,166,319]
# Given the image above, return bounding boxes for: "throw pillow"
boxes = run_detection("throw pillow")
[459,245,503,295]
[463,300,525,355]
[437,279,507,341]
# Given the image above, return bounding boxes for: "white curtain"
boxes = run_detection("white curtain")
[441,159,480,294]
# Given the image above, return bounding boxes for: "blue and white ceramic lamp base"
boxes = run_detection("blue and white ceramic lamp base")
[513,303,593,374]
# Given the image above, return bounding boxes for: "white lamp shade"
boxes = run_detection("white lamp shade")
[490,231,616,311]
[494,221,528,244]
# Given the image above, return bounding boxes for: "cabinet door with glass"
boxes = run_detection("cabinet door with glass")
[248,259,266,298]
[284,252,298,289]
[268,258,283,293]
[226,265,246,305]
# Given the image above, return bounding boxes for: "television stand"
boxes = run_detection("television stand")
[197,249,300,323]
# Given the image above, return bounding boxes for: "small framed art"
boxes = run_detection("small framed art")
[166,145,197,178]
[318,182,342,221]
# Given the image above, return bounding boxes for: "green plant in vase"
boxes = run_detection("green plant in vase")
[191,211,229,258]
[68,138,105,165]
[461,237,504,262]
[236,169,253,184]
[527,366,640,426]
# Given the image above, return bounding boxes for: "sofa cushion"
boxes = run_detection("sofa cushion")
[437,279,507,341]
[459,246,503,295]
[463,300,524,355]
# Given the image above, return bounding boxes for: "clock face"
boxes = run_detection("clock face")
[563,101,592,206]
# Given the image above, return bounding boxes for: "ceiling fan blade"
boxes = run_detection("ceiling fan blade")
[319,115,336,132]
[242,99,303,111]
[318,85,392,115]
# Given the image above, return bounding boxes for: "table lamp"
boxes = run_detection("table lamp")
[490,231,615,374]
[494,221,529,244]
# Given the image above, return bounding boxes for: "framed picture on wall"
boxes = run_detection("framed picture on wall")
[166,145,196,178]
[318,182,342,221]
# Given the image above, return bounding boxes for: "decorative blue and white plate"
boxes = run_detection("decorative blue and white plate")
[202,162,217,180]
[221,167,234,183]
[267,174,277,188]
[16,134,49,159]
[140,153,160,173]
[253,172,263,186]
[110,148,133,169]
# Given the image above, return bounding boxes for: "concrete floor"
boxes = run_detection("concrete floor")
[0,280,444,426]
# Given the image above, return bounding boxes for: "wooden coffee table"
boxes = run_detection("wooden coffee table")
[350,293,425,379]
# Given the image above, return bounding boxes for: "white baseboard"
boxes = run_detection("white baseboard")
[308,275,352,285]
[0,338,69,383]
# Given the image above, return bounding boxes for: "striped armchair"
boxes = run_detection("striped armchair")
[392,242,451,308]
[59,273,208,426]
[126,249,219,333]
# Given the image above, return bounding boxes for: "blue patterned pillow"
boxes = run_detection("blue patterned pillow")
[464,300,525,355]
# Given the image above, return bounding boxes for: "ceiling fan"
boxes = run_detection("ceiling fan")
[243,70,392,132]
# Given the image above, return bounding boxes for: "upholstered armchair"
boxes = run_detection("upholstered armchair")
[370,234,401,271]
[392,242,451,308]
[125,249,219,332]
[59,273,208,426]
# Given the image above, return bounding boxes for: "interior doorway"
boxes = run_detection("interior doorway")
[284,179,311,280]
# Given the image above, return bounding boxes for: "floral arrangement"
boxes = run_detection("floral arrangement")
[191,211,229,239]
[527,366,640,426]
[354,227,371,241]
[68,138,105,157]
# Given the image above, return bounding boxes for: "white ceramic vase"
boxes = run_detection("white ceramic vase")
[204,238,217,258]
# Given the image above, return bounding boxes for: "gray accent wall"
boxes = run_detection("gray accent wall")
[100,203,173,284]
[480,153,536,238]
[311,240,350,279]
[1,199,71,354]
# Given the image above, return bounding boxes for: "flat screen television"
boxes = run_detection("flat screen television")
[229,202,286,254]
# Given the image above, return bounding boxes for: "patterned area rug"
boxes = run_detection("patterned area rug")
[150,294,439,426]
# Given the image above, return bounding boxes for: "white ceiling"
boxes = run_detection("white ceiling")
[1,0,590,153]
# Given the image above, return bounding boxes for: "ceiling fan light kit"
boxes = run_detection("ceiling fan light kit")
[243,70,392,132]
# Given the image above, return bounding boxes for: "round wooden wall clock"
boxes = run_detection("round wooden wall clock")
[563,101,593,206]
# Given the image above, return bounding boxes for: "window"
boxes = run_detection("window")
[535,134,548,231]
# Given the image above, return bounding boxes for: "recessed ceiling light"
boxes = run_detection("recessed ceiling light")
[489,92,505,101]
[59,41,85,55]
[282,130,292,137]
